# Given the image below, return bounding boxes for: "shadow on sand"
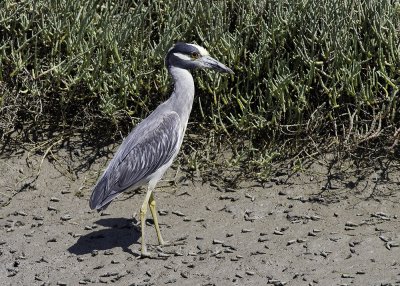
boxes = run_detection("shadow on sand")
[67,217,140,256]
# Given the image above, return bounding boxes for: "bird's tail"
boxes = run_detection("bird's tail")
[89,175,110,211]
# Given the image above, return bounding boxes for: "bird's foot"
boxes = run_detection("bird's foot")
[159,239,170,247]
[140,250,153,259]
[139,244,154,258]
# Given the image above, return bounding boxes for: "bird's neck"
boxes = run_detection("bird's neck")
[169,66,195,123]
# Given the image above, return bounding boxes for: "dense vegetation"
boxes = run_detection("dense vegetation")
[1,0,399,178]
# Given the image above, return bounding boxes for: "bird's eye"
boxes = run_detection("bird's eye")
[191,52,200,59]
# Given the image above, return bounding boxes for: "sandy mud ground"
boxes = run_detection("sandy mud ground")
[1,147,400,286]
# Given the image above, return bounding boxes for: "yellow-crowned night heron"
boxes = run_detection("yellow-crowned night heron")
[89,42,233,257]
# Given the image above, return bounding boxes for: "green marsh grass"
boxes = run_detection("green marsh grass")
[0,0,399,178]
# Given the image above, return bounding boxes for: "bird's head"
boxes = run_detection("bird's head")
[165,42,233,74]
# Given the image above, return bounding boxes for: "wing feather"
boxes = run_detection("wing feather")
[89,111,181,210]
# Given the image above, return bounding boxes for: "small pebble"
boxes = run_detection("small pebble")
[93,265,104,269]
[223,244,236,250]
[379,235,389,242]
[345,221,358,227]
[17,211,27,216]
[235,273,243,278]
[61,214,71,221]
[376,211,389,217]
[104,250,113,255]
[320,251,328,258]
[310,215,321,221]
[159,210,168,216]
[219,195,239,201]
[251,250,266,255]
[172,210,185,217]
[24,231,34,237]
[245,193,255,201]
[213,239,224,244]
[287,240,296,246]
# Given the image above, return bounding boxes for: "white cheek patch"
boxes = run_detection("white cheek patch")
[187,44,209,56]
[173,52,192,61]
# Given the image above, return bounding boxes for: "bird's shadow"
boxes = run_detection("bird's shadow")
[68,217,140,256]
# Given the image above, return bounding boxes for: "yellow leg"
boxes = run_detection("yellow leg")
[139,189,153,257]
[149,192,166,245]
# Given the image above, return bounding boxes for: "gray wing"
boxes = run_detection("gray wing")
[89,111,181,210]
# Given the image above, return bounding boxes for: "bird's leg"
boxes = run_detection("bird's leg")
[148,192,167,246]
[140,189,153,257]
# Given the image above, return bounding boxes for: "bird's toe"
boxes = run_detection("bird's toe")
[159,239,170,246]
[140,250,153,259]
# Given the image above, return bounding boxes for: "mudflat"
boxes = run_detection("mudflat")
[1,149,399,286]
